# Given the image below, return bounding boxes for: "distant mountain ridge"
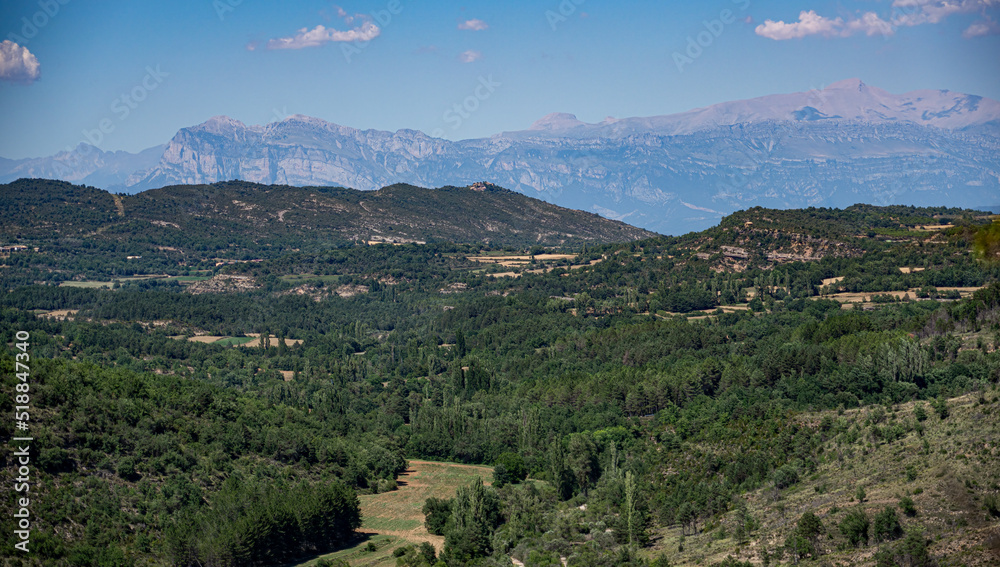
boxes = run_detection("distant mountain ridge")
[3,79,998,235]
[0,178,656,247]
[523,78,1000,136]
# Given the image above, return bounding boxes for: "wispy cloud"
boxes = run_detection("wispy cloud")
[458,19,489,31]
[756,1,998,40]
[264,21,380,49]
[0,40,40,84]
[261,8,381,51]
[458,49,482,63]
[963,16,1000,36]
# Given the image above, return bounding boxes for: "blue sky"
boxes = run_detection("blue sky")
[0,0,998,159]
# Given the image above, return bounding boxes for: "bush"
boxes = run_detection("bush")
[772,465,799,489]
[931,397,949,420]
[39,447,74,473]
[839,508,870,547]
[422,497,453,536]
[493,452,528,488]
[873,507,903,543]
[418,542,436,563]
[796,511,823,541]
[985,493,1000,518]
[899,496,917,517]
[117,456,139,480]
[784,533,815,562]
[876,530,934,567]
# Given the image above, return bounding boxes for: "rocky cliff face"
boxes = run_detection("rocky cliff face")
[5,80,998,235]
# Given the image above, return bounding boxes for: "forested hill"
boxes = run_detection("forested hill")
[0,178,656,248]
[0,196,998,565]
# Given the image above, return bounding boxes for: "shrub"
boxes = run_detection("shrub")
[931,397,949,420]
[39,447,75,474]
[796,511,823,541]
[899,496,917,517]
[985,493,1000,518]
[773,465,799,489]
[418,542,436,563]
[493,452,528,488]
[839,508,870,547]
[422,497,453,536]
[873,507,903,543]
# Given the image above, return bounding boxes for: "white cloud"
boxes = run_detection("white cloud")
[755,10,844,40]
[458,49,482,63]
[963,16,1000,36]
[845,12,895,36]
[0,40,40,84]
[458,19,489,31]
[265,21,380,49]
[757,0,999,40]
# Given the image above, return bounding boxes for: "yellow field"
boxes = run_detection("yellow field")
[36,309,79,320]
[166,334,304,347]
[467,253,576,263]
[236,334,304,348]
[296,460,493,566]
[821,286,982,304]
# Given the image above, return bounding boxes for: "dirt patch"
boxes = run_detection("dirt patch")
[186,274,259,294]
[37,309,78,320]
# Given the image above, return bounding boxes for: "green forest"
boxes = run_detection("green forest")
[1,180,999,566]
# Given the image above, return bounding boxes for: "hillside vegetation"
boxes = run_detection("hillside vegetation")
[0,179,654,251]
[1,185,998,566]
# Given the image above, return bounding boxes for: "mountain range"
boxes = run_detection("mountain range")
[3,78,998,235]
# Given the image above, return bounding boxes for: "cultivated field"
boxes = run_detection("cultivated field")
[465,253,604,278]
[296,460,493,566]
